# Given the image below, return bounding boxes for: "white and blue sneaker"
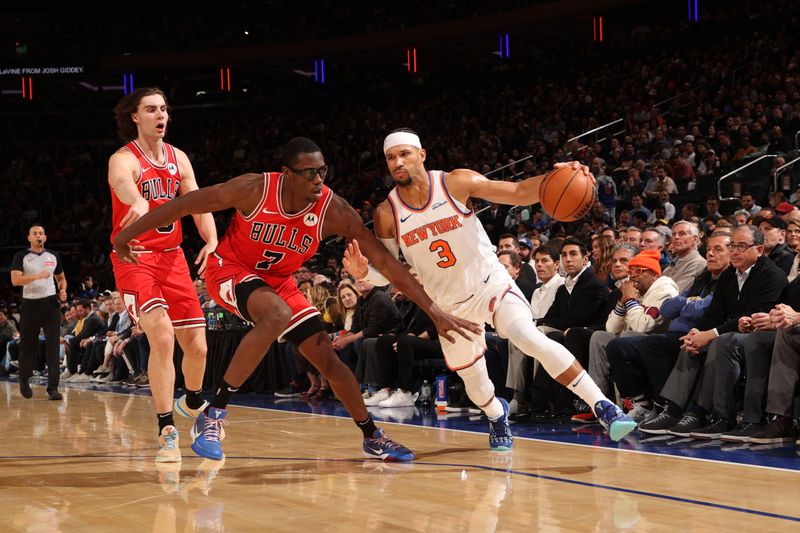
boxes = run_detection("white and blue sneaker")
[594,400,637,441]
[175,394,209,420]
[363,428,414,461]
[177,395,225,439]
[190,407,227,461]
[489,398,514,451]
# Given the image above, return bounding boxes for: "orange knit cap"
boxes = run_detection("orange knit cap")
[628,249,661,276]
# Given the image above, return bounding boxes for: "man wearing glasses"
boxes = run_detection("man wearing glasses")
[113,136,480,462]
[642,224,786,436]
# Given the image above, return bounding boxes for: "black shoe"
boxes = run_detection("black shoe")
[572,399,591,414]
[668,414,705,437]
[19,378,32,399]
[639,411,680,434]
[720,422,763,443]
[48,390,63,401]
[750,418,797,444]
[689,418,734,440]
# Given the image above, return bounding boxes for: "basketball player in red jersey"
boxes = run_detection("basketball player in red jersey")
[108,88,218,463]
[113,137,479,462]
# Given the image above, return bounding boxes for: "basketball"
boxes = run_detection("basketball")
[538,166,597,222]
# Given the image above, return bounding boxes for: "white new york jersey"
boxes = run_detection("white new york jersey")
[387,170,510,308]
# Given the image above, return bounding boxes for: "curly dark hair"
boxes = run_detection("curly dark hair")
[113,87,168,142]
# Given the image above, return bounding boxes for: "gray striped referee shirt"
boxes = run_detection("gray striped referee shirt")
[11,248,63,300]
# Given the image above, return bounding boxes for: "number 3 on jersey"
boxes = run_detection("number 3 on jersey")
[429,239,457,268]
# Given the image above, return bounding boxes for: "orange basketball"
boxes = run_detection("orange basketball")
[538,166,597,222]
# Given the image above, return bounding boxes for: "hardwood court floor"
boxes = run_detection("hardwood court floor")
[1,380,799,532]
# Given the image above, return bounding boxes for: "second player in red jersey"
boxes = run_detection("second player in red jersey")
[113,136,480,462]
[108,87,218,463]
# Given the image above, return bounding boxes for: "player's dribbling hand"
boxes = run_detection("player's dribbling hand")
[429,303,482,343]
[342,239,369,279]
[554,161,595,185]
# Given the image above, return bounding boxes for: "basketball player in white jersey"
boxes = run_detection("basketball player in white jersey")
[343,129,636,448]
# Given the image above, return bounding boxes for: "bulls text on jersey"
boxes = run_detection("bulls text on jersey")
[141,177,180,201]
[249,222,313,254]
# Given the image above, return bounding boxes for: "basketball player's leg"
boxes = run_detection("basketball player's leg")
[295,328,368,422]
[113,252,183,460]
[159,250,208,417]
[174,327,206,387]
[173,326,208,415]
[295,327,413,461]
[137,306,178,415]
[440,325,513,450]
[187,276,292,460]
[492,294,636,440]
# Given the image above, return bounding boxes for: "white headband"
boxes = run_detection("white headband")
[383,132,422,154]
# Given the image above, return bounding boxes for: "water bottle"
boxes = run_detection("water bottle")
[435,373,448,412]
[419,380,432,407]
[207,311,217,330]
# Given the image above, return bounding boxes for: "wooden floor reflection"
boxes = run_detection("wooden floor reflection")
[1,381,799,532]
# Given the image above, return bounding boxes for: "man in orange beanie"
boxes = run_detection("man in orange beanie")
[584,248,680,419]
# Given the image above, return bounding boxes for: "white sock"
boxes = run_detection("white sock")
[569,370,606,408]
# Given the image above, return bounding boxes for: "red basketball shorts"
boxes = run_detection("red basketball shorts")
[111,248,205,329]
[204,252,319,342]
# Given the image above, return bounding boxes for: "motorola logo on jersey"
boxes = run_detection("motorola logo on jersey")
[303,213,318,227]
[167,162,178,175]
[141,177,179,201]
[400,214,463,247]
[249,221,313,253]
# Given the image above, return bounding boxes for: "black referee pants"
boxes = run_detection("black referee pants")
[19,296,62,392]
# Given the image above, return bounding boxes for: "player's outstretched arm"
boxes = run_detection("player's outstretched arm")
[324,194,480,342]
[112,173,260,263]
[446,161,590,207]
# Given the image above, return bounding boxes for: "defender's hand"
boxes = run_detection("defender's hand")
[113,239,143,265]
[342,239,369,279]
[428,303,482,344]
[195,240,218,278]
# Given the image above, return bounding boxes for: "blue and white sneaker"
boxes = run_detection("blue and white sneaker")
[594,400,637,441]
[177,395,226,440]
[190,407,227,461]
[363,428,414,461]
[489,398,514,451]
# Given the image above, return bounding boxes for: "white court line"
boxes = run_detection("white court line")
[231,402,800,476]
[35,383,800,475]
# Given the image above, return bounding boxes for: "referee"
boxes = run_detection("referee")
[10,224,67,400]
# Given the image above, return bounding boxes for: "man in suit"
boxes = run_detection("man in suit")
[65,300,107,382]
[639,225,787,435]
[527,238,609,417]
[481,202,509,246]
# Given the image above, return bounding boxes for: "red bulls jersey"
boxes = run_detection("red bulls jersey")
[110,141,183,251]
[215,172,333,277]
